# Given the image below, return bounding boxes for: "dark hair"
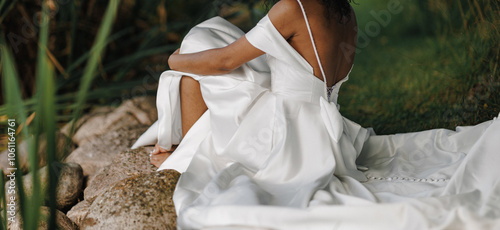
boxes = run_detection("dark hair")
[264,0,356,23]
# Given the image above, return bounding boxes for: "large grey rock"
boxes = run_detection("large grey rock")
[67,200,91,227]
[81,170,180,230]
[9,206,78,230]
[84,147,156,203]
[0,132,75,176]
[69,147,157,229]
[61,96,157,146]
[4,163,84,211]
[64,124,148,178]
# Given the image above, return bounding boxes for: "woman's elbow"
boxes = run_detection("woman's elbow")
[214,56,238,74]
[168,54,179,70]
[210,67,233,75]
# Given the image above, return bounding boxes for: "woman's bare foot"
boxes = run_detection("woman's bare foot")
[149,144,177,168]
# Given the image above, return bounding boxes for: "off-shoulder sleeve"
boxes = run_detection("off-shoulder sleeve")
[245,15,276,54]
[245,15,312,72]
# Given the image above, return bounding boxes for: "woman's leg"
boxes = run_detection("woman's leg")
[150,76,208,167]
[179,76,208,137]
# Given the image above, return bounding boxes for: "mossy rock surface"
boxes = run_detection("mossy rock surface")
[81,170,180,230]
[84,147,156,203]
[65,124,149,178]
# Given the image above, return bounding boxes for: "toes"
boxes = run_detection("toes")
[151,144,162,155]
[152,144,169,155]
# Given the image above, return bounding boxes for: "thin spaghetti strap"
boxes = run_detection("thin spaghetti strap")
[296,0,328,99]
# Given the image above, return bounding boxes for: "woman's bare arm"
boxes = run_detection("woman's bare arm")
[168,36,265,75]
[167,0,299,75]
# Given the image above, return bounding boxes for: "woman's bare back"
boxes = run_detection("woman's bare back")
[269,0,357,87]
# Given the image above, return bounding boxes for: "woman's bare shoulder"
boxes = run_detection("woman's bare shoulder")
[269,0,301,13]
[267,0,303,39]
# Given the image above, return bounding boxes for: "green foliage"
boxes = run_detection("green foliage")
[339,0,500,134]
[0,0,258,122]
[69,0,119,137]
[0,28,28,230]
[1,0,120,228]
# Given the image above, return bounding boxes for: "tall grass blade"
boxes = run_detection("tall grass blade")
[19,0,54,228]
[62,28,131,82]
[69,0,120,138]
[33,0,58,228]
[38,65,57,230]
[0,0,17,24]
[0,0,6,13]
[0,33,28,230]
[0,169,5,230]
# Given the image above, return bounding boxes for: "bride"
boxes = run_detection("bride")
[149,0,357,166]
[134,0,500,229]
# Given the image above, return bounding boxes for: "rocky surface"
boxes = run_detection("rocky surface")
[63,96,156,180]
[84,147,156,203]
[80,170,180,230]
[5,96,181,229]
[9,206,78,230]
[61,96,157,146]
[67,199,91,227]
[64,124,149,179]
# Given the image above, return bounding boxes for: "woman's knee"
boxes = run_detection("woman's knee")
[180,76,204,102]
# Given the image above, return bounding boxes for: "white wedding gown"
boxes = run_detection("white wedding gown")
[133,1,500,229]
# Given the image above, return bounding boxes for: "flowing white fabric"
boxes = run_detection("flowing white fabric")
[132,3,500,229]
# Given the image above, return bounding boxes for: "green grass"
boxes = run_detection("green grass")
[339,0,499,134]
